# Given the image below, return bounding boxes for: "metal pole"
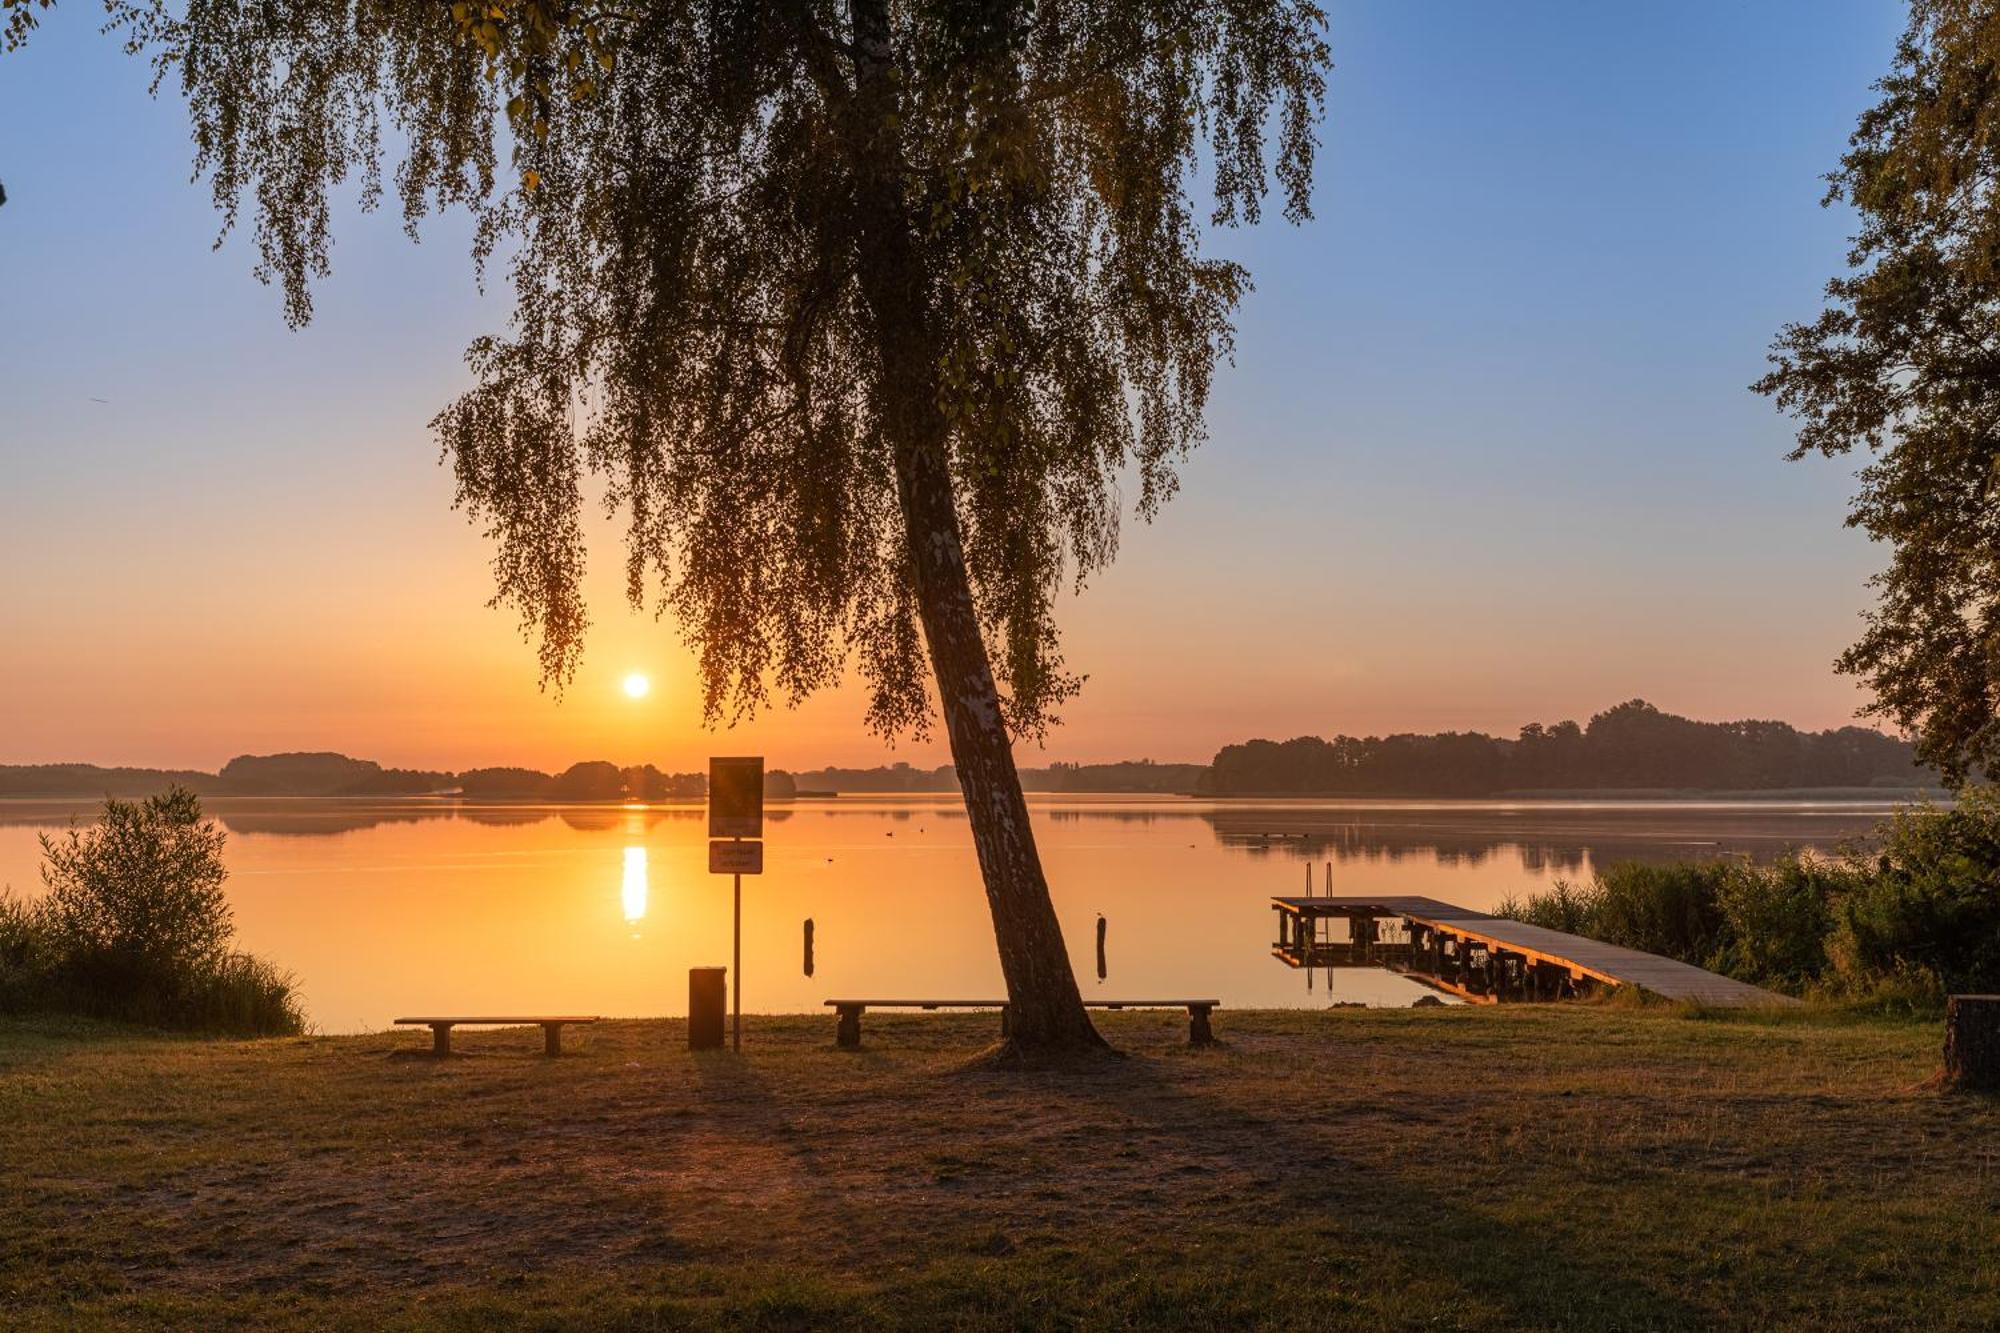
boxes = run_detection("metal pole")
[732,868,742,1052]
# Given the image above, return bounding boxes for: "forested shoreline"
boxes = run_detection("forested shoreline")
[0,701,1930,800]
[1205,700,1930,796]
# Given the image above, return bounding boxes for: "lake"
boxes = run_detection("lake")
[0,796,1907,1031]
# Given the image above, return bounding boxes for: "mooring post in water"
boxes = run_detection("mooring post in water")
[803,917,814,978]
[1095,913,1107,981]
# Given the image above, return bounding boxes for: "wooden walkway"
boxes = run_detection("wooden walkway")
[1272,894,1792,1007]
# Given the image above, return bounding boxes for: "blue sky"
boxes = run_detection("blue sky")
[0,2,1912,769]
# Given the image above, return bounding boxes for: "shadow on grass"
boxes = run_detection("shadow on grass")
[1010,1047,1709,1330]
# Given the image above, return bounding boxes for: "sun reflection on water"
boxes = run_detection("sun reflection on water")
[621,846,648,932]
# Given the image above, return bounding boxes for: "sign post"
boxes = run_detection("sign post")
[707,756,764,1052]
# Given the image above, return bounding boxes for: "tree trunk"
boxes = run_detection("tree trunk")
[1944,994,2000,1092]
[845,0,1102,1053]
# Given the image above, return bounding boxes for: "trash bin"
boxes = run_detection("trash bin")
[689,966,727,1050]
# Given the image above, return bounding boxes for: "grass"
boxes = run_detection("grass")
[3,1005,1997,1330]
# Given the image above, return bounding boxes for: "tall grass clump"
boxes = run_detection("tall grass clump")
[0,788,304,1036]
[1500,788,2000,1011]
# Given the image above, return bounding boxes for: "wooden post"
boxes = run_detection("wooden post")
[1944,995,2000,1091]
[430,1023,451,1057]
[542,1023,562,1057]
[732,870,742,1052]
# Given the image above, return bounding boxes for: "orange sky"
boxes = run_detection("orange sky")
[0,4,1896,774]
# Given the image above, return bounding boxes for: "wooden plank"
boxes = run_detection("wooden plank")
[822,1000,1005,1008]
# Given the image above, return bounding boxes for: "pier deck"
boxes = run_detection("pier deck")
[1273,894,1791,1007]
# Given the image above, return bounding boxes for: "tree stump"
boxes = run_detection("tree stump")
[1944,995,2000,1092]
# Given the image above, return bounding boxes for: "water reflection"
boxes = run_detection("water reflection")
[0,795,1919,1031]
[621,846,649,929]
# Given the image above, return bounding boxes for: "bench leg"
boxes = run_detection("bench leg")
[999,1005,1011,1039]
[1188,1006,1215,1048]
[430,1023,452,1057]
[543,1023,562,1057]
[836,1005,862,1048]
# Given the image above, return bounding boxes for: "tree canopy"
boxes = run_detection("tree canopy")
[53,0,1325,744]
[1758,0,2000,783]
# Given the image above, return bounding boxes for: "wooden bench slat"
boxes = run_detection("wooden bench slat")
[394,1016,599,1025]
[821,1001,1218,1008]
[1084,1000,1219,1009]
[824,998,1218,1048]
[822,1000,1005,1008]
[394,1016,599,1058]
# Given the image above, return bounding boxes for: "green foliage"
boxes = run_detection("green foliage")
[1829,785,2000,994]
[1583,862,1731,964]
[3,789,303,1035]
[1708,857,1851,990]
[0,890,49,1011]
[38,787,232,972]
[1502,789,2000,1004]
[1756,2,2000,782]
[49,0,1329,744]
[1508,863,1754,978]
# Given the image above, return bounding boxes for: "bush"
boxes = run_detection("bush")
[1496,789,2000,1008]
[0,890,49,1012]
[1828,787,2000,996]
[1497,854,1850,995]
[1501,863,1738,970]
[1589,862,1731,964]
[1709,856,1853,990]
[2,788,304,1036]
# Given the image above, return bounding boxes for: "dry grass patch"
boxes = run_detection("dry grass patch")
[2,1005,1995,1329]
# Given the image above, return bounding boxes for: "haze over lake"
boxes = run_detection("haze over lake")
[0,797,1904,1031]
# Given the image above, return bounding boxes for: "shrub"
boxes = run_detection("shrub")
[1709,856,1851,989]
[1497,854,1848,994]
[0,890,50,1012]
[1828,787,2000,996]
[3,788,305,1036]
[1494,792,2000,1008]
[39,787,232,975]
[1588,861,1731,965]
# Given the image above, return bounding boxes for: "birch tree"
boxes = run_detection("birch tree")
[7,0,1329,1054]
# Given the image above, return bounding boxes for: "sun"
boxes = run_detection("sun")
[622,672,650,699]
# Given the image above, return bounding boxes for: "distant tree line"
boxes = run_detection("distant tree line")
[784,760,1209,794]
[0,702,1930,801]
[0,753,794,802]
[1204,700,1929,796]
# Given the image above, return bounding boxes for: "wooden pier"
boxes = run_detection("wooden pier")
[1272,894,1791,1006]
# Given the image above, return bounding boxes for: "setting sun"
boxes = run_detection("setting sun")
[622,672,650,699]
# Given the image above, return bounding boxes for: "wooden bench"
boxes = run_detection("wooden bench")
[394,1016,598,1057]
[824,999,1219,1048]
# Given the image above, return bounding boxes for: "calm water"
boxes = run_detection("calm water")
[0,796,1903,1031]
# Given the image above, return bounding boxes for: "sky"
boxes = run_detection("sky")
[0,2,1911,773]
